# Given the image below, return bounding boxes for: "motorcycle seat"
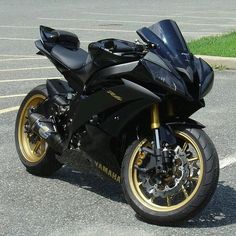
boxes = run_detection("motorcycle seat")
[51,45,88,70]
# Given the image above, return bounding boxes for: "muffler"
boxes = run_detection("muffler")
[28,112,65,154]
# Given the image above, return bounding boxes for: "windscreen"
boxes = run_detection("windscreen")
[149,19,189,56]
[137,19,194,80]
[137,20,194,81]
[137,19,214,99]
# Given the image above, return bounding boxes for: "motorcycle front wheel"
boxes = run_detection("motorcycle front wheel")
[121,128,219,225]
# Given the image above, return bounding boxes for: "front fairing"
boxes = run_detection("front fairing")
[137,19,214,100]
[141,52,192,99]
[137,20,192,72]
[194,57,214,98]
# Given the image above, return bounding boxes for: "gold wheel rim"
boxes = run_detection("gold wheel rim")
[18,94,48,163]
[128,131,204,212]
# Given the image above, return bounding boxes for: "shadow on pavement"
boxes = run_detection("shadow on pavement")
[52,166,236,228]
[51,165,125,203]
[184,181,236,228]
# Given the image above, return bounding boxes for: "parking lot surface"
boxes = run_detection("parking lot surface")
[0,0,236,235]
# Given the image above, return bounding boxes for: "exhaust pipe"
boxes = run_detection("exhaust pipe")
[28,112,65,154]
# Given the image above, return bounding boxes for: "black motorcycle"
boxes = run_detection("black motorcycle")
[15,19,219,225]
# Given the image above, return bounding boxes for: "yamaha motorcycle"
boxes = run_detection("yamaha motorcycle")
[15,19,219,225]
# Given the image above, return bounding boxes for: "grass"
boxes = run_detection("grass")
[187,31,236,57]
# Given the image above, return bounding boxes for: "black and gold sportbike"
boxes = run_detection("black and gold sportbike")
[15,19,219,225]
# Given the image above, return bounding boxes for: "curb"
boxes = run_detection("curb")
[196,55,236,70]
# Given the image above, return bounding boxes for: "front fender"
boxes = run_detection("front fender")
[166,118,205,129]
[153,119,205,147]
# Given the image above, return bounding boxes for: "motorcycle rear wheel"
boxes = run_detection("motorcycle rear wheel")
[121,128,219,225]
[15,84,62,176]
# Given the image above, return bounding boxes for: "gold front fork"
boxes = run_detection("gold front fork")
[151,104,160,129]
[151,103,161,152]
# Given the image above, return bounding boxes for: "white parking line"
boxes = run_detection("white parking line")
[181,22,236,27]
[0,25,37,29]
[0,37,91,43]
[220,152,236,169]
[38,17,154,24]
[80,11,236,20]
[89,9,236,16]
[0,54,39,58]
[0,37,36,41]
[78,12,169,17]
[0,25,223,34]
[0,106,19,114]
[0,25,134,33]
[0,57,46,62]
[0,26,221,39]
[38,17,236,27]
[0,66,54,72]
[179,15,236,20]
[0,76,62,83]
[0,34,218,44]
[0,94,26,99]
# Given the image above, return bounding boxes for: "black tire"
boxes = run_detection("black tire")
[15,84,62,176]
[121,128,219,225]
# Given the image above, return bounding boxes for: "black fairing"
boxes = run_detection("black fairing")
[141,52,191,99]
[137,19,214,100]
[194,57,214,98]
[88,38,142,67]
[40,25,80,51]
[68,78,161,138]
[33,20,216,180]
[137,20,190,69]
[149,20,189,59]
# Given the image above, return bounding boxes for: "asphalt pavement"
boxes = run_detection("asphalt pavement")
[0,0,236,235]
